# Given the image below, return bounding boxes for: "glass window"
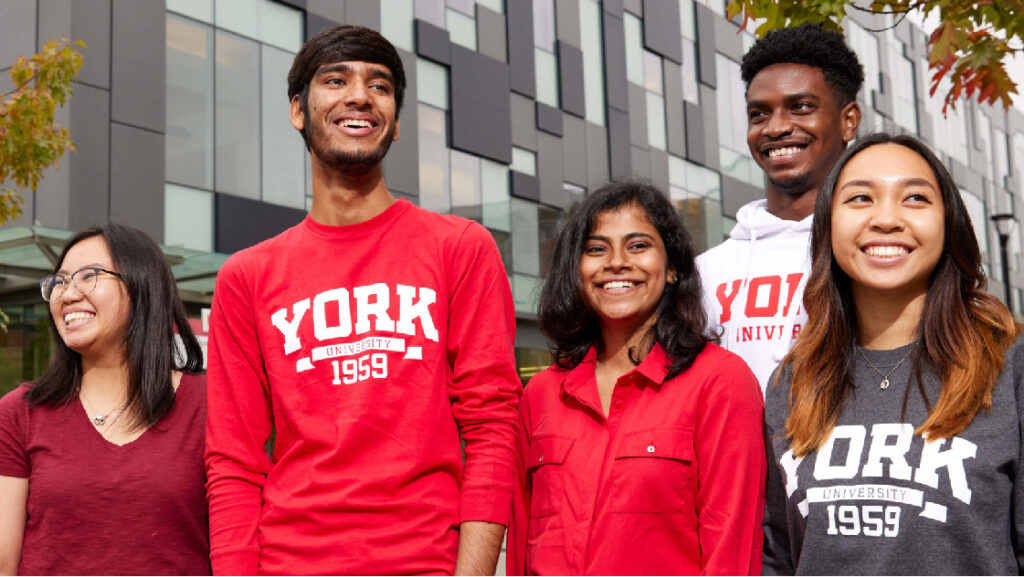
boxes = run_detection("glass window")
[511,147,537,176]
[846,21,880,101]
[215,31,261,198]
[215,0,258,39]
[512,273,541,314]
[450,149,482,221]
[481,158,511,232]
[166,15,214,190]
[886,29,917,134]
[625,13,644,85]
[417,57,450,109]
[418,103,451,212]
[928,76,969,165]
[262,44,306,209]
[563,182,585,205]
[489,228,512,273]
[669,154,722,199]
[165,183,214,251]
[975,109,993,181]
[1013,132,1024,199]
[538,205,562,276]
[580,0,605,125]
[646,91,666,150]
[533,0,556,51]
[994,128,1009,189]
[168,0,213,23]
[681,38,699,104]
[670,185,723,254]
[446,8,477,50]
[258,0,302,53]
[516,347,552,386]
[511,198,540,275]
[644,51,663,95]
[961,188,989,261]
[415,0,446,27]
[535,48,559,107]
[447,0,476,16]
[381,0,416,51]
[679,0,695,41]
[477,0,503,13]
[715,54,761,187]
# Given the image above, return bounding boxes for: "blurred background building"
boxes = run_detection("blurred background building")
[2,0,1024,393]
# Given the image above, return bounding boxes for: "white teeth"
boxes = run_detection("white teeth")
[342,119,372,128]
[865,245,908,258]
[63,311,94,325]
[602,281,635,290]
[768,146,802,158]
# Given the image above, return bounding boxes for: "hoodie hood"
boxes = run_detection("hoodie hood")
[729,199,813,241]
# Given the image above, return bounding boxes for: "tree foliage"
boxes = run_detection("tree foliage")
[0,38,85,224]
[726,0,1024,115]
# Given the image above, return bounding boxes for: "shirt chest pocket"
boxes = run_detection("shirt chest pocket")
[526,436,575,518]
[610,428,695,514]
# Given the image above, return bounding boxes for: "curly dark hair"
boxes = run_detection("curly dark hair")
[287,25,406,148]
[741,23,864,105]
[539,180,711,380]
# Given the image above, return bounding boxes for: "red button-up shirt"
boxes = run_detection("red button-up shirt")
[508,343,765,575]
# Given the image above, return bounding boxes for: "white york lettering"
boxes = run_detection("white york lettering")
[271,299,311,355]
[353,283,396,334]
[914,435,976,504]
[313,288,353,340]
[779,449,805,498]
[396,285,438,342]
[862,423,914,480]
[814,425,866,480]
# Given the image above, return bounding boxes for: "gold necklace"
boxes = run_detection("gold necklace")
[857,345,914,390]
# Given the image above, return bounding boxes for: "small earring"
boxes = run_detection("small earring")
[668,273,678,284]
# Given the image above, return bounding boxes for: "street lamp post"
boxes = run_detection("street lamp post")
[991,213,1018,315]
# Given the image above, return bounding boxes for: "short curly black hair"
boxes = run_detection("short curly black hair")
[741,23,864,105]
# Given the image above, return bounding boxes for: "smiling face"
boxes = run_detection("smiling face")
[830,143,945,302]
[747,63,860,201]
[290,60,400,171]
[49,236,130,364]
[580,205,672,338]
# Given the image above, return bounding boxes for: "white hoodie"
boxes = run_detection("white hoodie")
[695,199,812,394]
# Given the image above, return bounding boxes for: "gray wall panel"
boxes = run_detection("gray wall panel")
[109,123,164,237]
[721,174,761,218]
[33,96,71,230]
[69,83,110,230]
[111,0,164,132]
[536,102,563,136]
[694,4,717,88]
[72,0,111,89]
[585,121,610,188]
[537,133,566,207]
[511,171,540,201]
[624,0,642,16]
[603,0,624,17]
[642,0,681,64]
[507,0,536,98]
[631,145,651,179]
[562,114,588,186]
[215,193,305,254]
[450,46,511,163]
[664,60,686,157]
[685,85,719,169]
[712,12,743,61]
[627,82,647,147]
[649,147,669,194]
[306,11,339,38]
[477,6,507,63]
[607,107,631,178]
[558,41,586,117]
[383,48,419,197]
[306,0,345,23]
[342,0,379,29]
[0,0,35,74]
[602,13,628,112]
[416,19,451,64]
[511,93,538,150]
[555,0,581,47]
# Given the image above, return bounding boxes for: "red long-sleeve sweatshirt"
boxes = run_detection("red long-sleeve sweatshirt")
[508,343,766,575]
[205,199,521,575]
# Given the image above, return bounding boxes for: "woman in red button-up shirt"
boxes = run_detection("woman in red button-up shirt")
[508,180,766,576]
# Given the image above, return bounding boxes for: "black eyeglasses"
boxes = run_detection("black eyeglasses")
[40,267,125,302]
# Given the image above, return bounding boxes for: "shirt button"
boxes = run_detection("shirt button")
[647,445,656,453]
[538,455,544,463]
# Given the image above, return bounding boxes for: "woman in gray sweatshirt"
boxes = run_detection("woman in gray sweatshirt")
[763,132,1024,575]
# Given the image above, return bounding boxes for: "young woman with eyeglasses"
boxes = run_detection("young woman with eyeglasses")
[0,224,209,575]
[763,133,1024,574]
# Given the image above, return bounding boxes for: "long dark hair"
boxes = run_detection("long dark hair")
[28,224,204,429]
[539,180,711,379]
[784,132,1019,455]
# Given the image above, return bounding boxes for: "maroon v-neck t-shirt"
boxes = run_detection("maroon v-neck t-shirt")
[0,374,210,575]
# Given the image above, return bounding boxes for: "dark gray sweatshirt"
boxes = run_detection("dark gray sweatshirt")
[763,338,1024,575]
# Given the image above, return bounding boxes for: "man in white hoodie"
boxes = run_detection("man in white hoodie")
[696,24,863,392]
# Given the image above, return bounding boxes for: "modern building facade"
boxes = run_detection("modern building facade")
[2,0,1024,393]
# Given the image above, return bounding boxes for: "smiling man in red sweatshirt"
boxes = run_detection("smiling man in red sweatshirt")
[204,25,521,576]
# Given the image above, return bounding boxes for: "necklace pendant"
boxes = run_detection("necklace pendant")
[880,378,890,390]
[93,415,106,426]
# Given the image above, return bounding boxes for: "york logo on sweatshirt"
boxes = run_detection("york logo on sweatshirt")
[269,283,438,382]
[714,273,804,342]
[778,423,976,537]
